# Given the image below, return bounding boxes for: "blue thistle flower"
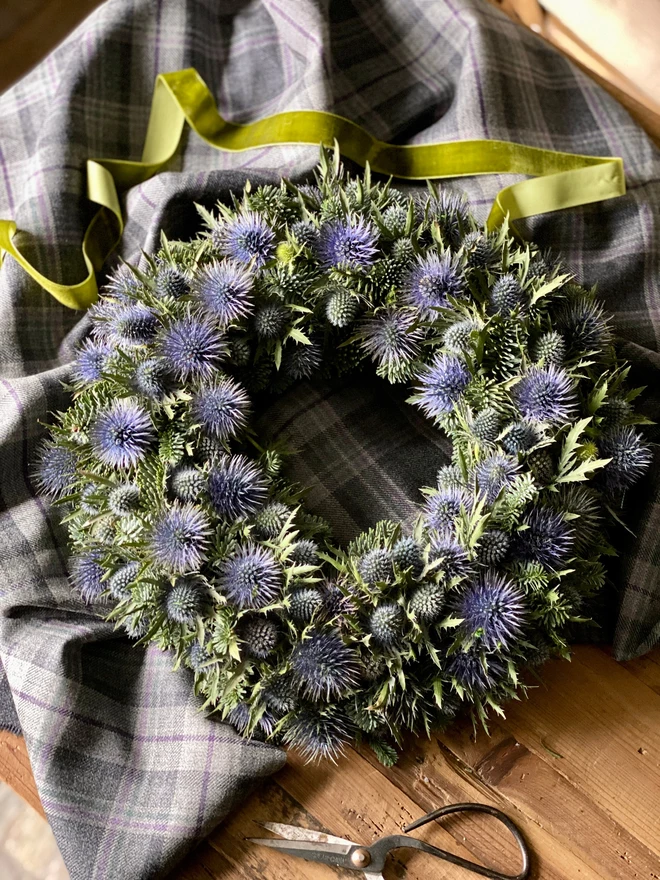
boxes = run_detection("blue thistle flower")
[208,455,268,520]
[501,421,539,454]
[188,642,213,673]
[107,561,141,600]
[71,553,105,603]
[79,482,100,514]
[556,295,611,354]
[455,574,526,650]
[318,217,378,270]
[448,648,506,693]
[72,340,112,384]
[531,331,566,366]
[555,485,602,550]
[108,482,140,516]
[288,539,319,567]
[254,302,288,339]
[472,407,501,443]
[238,615,280,659]
[600,397,633,428]
[437,464,466,490]
[476,530,510,565]
[104,264,142,299]
[405,251,465,319]
[415,354,470,420]
[192,259,254,326]
[154,264,189,299]
[490,274,524,314]
[214,211,275,267]
[599,426,653,491]
[392,537,424,577]
[252,501,291,540]
[360,309,423,368]
[474,453,520,504]
[409,581,445,624]
[428,533,471,579]
[515,365,577,424]
[289,586,325,622]
[90,400,154,469]
[110,304,159,346]
[220,544,282,609]
[442,319,479,354]
[290,219,320,248]
[263,673,299,714]
[324,287,360,327]
[428,190,470,247]
[227,702,251,735]
[514,506,574,569]
[36,444,77,497]
[424,487,470,534]
[133,358,170,400]
[322,581,358,622]
[150,503,210,573]
[292,630,359,700]
[368,602,405,648]
[463,231,499,270]
[283,707,352,763]
[170,465,207,502]
[191,377,250,441]
[282,341,323,380]
[357,548,394,585]
[160,314,226,382]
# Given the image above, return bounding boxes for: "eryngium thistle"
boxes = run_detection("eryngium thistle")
[282,341,323,380]
[164,576,208,623]
[392,537,424,577]
[134,357,170,400]
[239,615,279,659]
[214,211,275,267]
[437,464,465,489]
[428,534,471,579]
[90,400,154,468]
[160,315,226,382]
[80,483,100,514]
[289,587,324,622]
[290,219,320,248]
[428,190,470,247]
[71,553,104,603]
[36,444,77,497]
[531,331,566,366]
[318,216,378,270]
[556,294,611,354]
[322,581,358,622]
[292,630,359,700]
[472,407,501,442]
[325,287,360,327]
[415,354,470,420]
[230,336,252,368]
[490,274,524,314]
[455,574,526,650]
[188,642,212,673]
[474,453,520,504]
[108,482,140,515]
[283,707,352,763]
[107,561,140,600]
[600,397,632,428]
[220,544,282,609]
[288,540,319,567]
[72,340,111,384]
[409,581,445,624]
[110,304,159,345]
[208,455,268,519]
[170,465,206,502]
[424,487,470,534]
[515,506,573,569]
[515,365,577,424]
[252,501,290,539]
[477,530,510,565]
[526,448,555,484]
[599,426,653,491]
[447,648,505,693]
[192,259,253,325]
[368,601,405,647]
[154,264,189,299]
[443,319,479,353]
[501,421,539,454]
[191,377,250,441]
[150,503,210,573]
[463,231,499,270]
[359,309,423,368]
[405,251,465,319]
[263,673,299,714]
[254,302,288,339]
[382,202,408,237]
[357,548,394,585]
[227,702,251,735]
[555,485,602,550]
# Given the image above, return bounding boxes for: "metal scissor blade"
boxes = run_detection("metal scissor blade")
[248,836,354,865]
[257,821,356,847]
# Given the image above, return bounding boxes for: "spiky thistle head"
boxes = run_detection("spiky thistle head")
[381,202,408,237]
[108,482,140,516]
[220,544,282,609]
[133,357,170,400]
[72,339,112,385]
[208,455,268,520]
[476,530,510,565]
[170,465,206,503]
[318,216,378,270]
[154,264,189,299]
[427,190,470,247]
[555,484,602,550]
[472,407,501,443]
[405,251,465,319]
[368,601,405,647]
[515,365,577,424]
[90,400,154,468]
[238,615,280,659]
[71,553,105,604]
[392,537,424,577]
[357,548,394,585]
[359,309,423,369]
[191,377,250,441]
[447,647,506,693]
[282,341,323,380]
[415,354,470,420]
[288,586,324,623]
[110,304,159,346]
[409,581,445,624]
[474,453,520,504]
[36,444,77,497]
[599,426,653,491]
[437,464,466,489]
[514,506,574,569]
[424,487,470,534]
[325,287,360,327]
[164,576,209,623]
[531,331,566,367]
[290,219,320,248]
[263,673,299,714]
[213,211,275,267]
[443,319,479,354]
[283,707,352,763]
[556,294,611,355]
[254,302,288,339]
[526,448,555,485]
[288,539,319,567]
[252,501,291,540]
[292,630,359,700]
[107,561,141,600]
[191,258,253,326]
[160,314,227,382]
[490,274,524,314]
[455,573,526,650]
[501,421,540,454]
[321,581,358,623]
[104,263,142,299]
[600,397,633,428]
[463,230,499,270]
[428,533,472,579]
[188,642,212,674]
[150,503,210,573]
[229,336,252,368]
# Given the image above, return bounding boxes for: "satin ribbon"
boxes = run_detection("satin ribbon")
[0,67,625,310]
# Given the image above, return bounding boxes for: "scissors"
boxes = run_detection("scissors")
[249,801,531,879]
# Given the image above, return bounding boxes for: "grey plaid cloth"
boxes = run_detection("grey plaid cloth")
[1,0,659,877]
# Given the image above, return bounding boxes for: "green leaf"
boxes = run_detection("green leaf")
[555,457,611,483]
[432,679,443,708]
[286,327,312,345]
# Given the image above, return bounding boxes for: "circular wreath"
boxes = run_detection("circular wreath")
[37,146,652,764]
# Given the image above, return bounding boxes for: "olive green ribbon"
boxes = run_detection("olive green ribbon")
[0,67,625,310]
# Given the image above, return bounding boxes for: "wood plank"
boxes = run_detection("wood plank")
[621,648,660,695]
[0,730,43,818]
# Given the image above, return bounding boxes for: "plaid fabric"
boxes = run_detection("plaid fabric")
[0,0,659,876]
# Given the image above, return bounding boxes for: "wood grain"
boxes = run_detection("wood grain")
[0,731,43,819]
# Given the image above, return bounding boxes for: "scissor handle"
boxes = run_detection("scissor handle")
[364,803,530,880]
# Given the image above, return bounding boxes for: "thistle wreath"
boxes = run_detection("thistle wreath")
[37,145,652,764]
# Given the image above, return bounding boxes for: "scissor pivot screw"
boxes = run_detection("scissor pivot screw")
[351,848,371,868]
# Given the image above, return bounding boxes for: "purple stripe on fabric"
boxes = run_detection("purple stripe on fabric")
[267,3,321,47]
[41,798,198,834]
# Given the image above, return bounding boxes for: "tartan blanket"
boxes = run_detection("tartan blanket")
[0,0,658,877]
